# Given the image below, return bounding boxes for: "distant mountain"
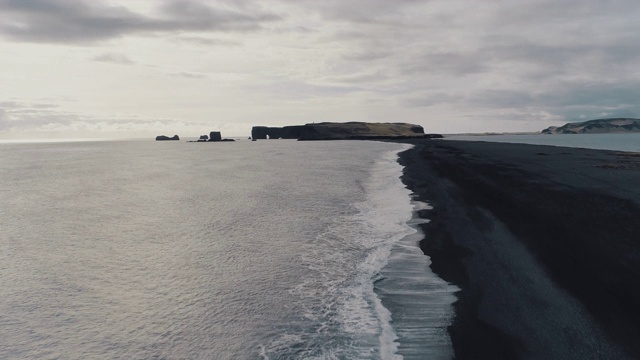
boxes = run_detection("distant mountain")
[542,118,640,134]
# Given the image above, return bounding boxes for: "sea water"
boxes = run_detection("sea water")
[447,133,640,152]
[0,139,456,359]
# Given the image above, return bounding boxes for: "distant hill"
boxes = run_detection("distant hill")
[542,118,640,134]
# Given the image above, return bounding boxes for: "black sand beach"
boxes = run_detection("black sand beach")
[393,139,640,359]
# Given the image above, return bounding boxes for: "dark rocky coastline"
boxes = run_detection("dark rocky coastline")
[392,139,640,359]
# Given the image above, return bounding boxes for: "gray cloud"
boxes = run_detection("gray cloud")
[401,51,489,76]
[326,71,391,85]
[0,109,75,131]
[279,0,431,24]
[342,49,394,62]
[0,101,20,108]
[3,0,640,133]
[0,100,83,131]
[460,81,640,122]
[246,79,364,100]
[172,71,208,79]
[403,75,640,125]
[404,93,461,108]
[92,53,135,64]
[0,0,280,44]
[0,100,192,133]
[173,35,241,46]
[349,1,640,125]
[548,82,640,121]
[465,81,640,110]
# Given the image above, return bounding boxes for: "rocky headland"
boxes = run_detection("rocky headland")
[542,118,640,134]
[251,122,442,140]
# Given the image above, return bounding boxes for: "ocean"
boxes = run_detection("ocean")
[446,132,640,152]
[0,139,456,359]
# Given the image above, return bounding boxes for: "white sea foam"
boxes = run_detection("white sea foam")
[336,145,415,360]
[376,195,459,359]
[264,144,416,359]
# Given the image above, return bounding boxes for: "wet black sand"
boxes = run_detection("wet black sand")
[393,139,640,359]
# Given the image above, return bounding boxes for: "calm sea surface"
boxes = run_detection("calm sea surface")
[0,139,456,359]
[446,132,640,152]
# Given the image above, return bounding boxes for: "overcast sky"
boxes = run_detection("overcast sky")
[1,0,639,139]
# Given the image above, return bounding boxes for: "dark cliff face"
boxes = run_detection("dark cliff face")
[542,118,640,134]
[251,122,431,140]
[251,125,309,139]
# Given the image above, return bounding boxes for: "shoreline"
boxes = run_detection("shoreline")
[391,139,640,359]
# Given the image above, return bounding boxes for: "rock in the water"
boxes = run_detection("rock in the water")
[209,131,222,141]
[156,135,180,141]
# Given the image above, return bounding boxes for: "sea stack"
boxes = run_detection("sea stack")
[156,135,180,141]
[209,132,222,141]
